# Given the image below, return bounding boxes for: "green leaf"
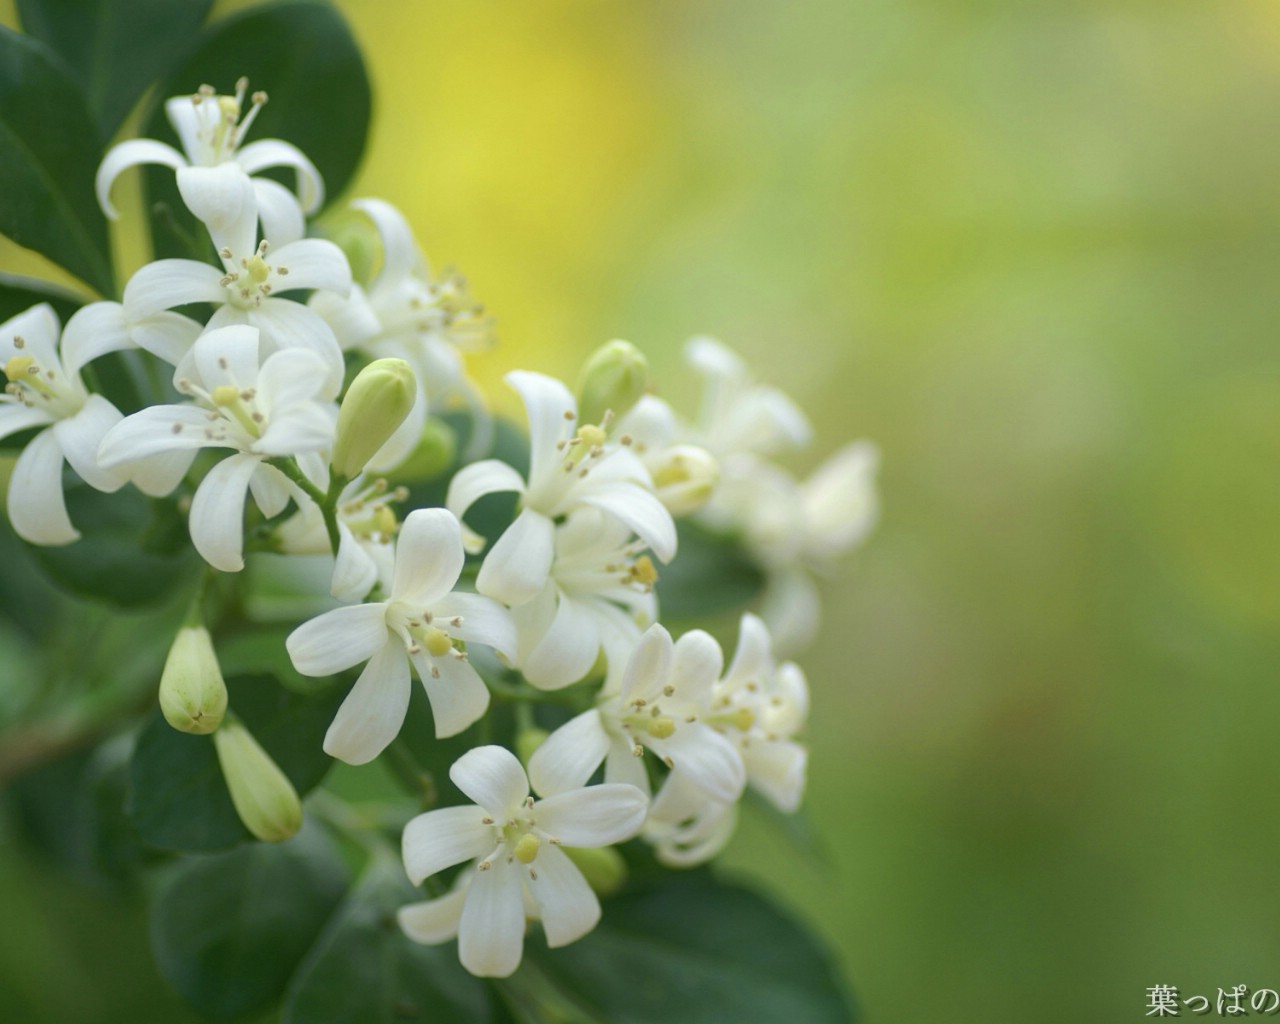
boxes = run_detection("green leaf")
[0,272,84,324]
[17,0,214,141]
[655,520,767,621]
[128,673,345,852]
[0,29,113,294]
[521,873,857,1024]
[283,854,495,1024]
[151,819,350,1020]
[144,0,372,258]
[26,481,203,609]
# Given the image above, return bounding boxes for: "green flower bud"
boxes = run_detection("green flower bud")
[651,444,719,517]
[386,417,457,484]
[563,845,628,897]
[311,206,381,286]
[158,626,228,735]
[576,340,648,427]
[214,717,303,843]
[332,358,417,480]
[514,726,550,768]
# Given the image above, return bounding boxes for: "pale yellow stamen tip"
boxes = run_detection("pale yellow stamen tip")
[576,424,607,448]
[649,716,676,740]
[514,834,541,864]
[218,96,241,120]
[734,707,756,732]
[374,506,397,535]
[424,627,454,658]
[3,355,35,381]
[631,556,659,587]
[212,384,241,407]
[245,254,271,283]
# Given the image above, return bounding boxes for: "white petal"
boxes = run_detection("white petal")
[414,651,491,739]
[534,784,648,847]
[310,285,381,351]
[0,403,54,442]
[725,613,773,689]
[255,346,333,415]
[602,738,650,794]
[392,508,466,604]
[686,336,746,381]
[236,140,324,213]
[129,449,198,497]
[619,623,674,705]
[579,483,676,563]
[95,139,187,219]
[247,461,293,517]
[176,163,257,256]
[528,845,600,949]
[123,259,225,321]
[60,302,133,379]
[428,591,516,660]
[801,440,880,558]
[402,805,493,886]
[323,638,412,765]
[164,95,205,163]
[193,323,260,390]
[668,629,723,707]
[506,371,575,489]
[475,507,554,607]
[7,428,76,545]
[353,198,425,285]
[52,395,126,493]
[251,177,305,248]
[458,858,526,978]
[617,394,677,449]
[760,569,821,657]
[399,886,469,945]
[744,740,807,813]
[527,710,610,797]
[445,459,527,547]
[270,239,352,296]
[250,301,345,394]
[96,405,216,468]
[521,593,601,691]
[448,745,528,817]
[654,724,746,804]
[188,452,259,571]
[0,304,60,367]
[130,312,204,367]
[331,523,379,602]
[286,602,390,676]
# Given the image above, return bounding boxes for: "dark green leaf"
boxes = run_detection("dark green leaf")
[0,29,113,294]
[0,272,84,324]
[283,854,495,1024]
[655,520,767,620]
[26,481,203,608]
[523,873,857,1024]
[128,673,345,852]
[144,1,372,258]
[151,819,350,1019]
[17,0,214,141]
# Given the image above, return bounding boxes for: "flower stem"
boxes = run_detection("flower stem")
[268,457,342,555]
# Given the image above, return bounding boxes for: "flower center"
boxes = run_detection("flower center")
[219,241,290,309]
[476,798,562,880]
[398,608,468,678]
[188,78,268,164]
[339,479,407,545]
[174,360,264,448]
[2,341,82,418]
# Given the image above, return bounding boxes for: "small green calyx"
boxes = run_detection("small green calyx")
[159,626,228,735]
[577,339,649,427]
[332,358,417,479]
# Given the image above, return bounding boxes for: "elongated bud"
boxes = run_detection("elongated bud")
[515,726,550,768]
[159,626,227,735]
[214,717,302,843]
[387,416,457,483]
[563,845,628,897]
[577,340,648,426]
[332,358,417,480]
[651,444,719,517]
[312,206,380,285]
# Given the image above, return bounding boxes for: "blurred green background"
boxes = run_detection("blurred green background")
[4,0,1280,1020]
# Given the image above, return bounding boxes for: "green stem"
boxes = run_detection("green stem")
[269,456,342,555]
[383,738,437,809]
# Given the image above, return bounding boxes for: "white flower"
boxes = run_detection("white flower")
[512,507,658,691]
[310,198,494,469]
[398,745,647,978]
[121,170,349,393]
[285,508,516,763]
[642,772,738,868]
[615,394,719,517]
[0,303,160,544]
[96,78,323,247]
[528,623,745,804]
[97,324,338,571]
[447,371,676,607]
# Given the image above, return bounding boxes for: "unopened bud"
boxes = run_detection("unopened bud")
[577,340,648,427]
[159,626,227,735]
[515,726,550,767]
[386,417,457,484]
[312,206,381,285]
[213,717,303,843]
[332,358,417,480]
[651,444,719,517]
[563,845,628,897]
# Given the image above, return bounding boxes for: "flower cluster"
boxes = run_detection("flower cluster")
[0,77,878,979]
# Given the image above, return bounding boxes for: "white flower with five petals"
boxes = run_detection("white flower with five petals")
[286,508,516,763]
[97,324,338,572]
[447,371,676,608]
[398,745,647,978]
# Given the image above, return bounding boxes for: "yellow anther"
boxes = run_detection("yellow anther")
[514,834,541,864]
[218,96,241,120]
[373,505,398,535]
[424,627,454,658]
[648,716,676,740]
[245,254,271,283]
[576,424,607,449]
[734,707,756,732]
[212,385,241,407]
[630,556,659,587]
[3,355,35,381]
